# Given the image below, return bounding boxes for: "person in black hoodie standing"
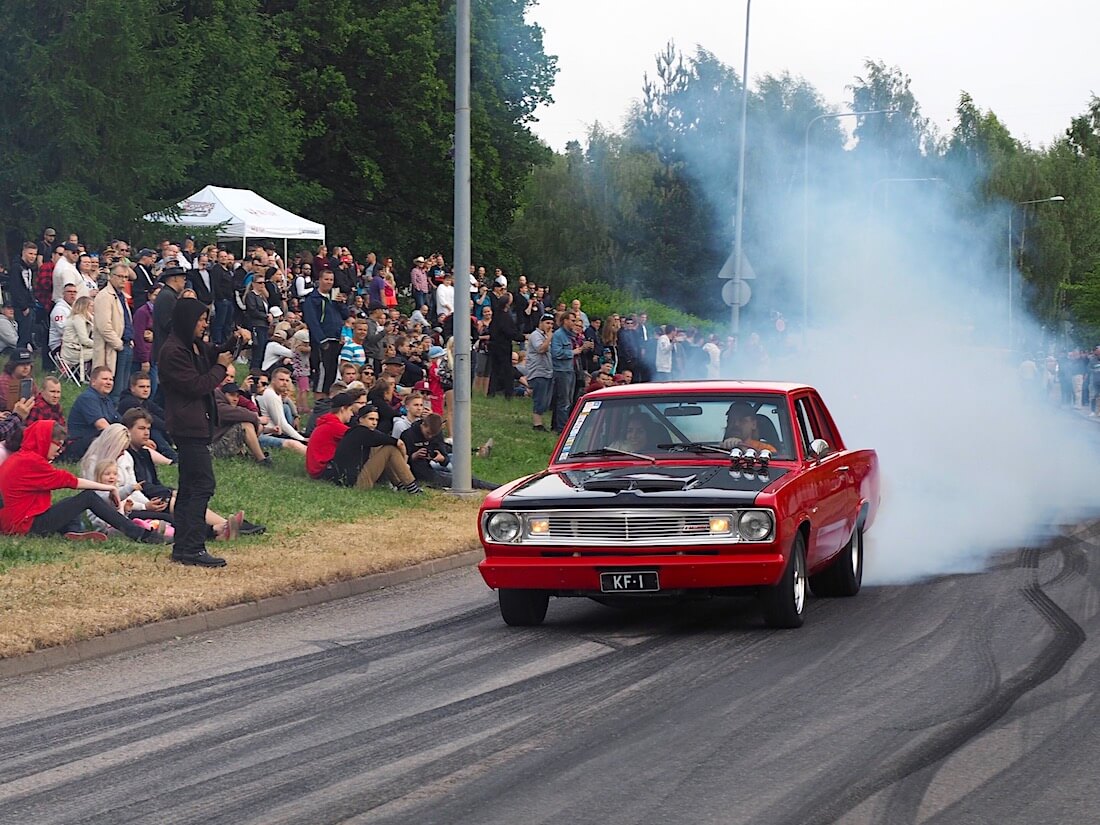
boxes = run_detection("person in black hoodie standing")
[487,292,525,398]
[158,298,240,567]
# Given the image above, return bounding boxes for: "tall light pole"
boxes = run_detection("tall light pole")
[451,0,473,494]
[1008,195,1065,345]
[730,0,751,336]
[801,109,896,340]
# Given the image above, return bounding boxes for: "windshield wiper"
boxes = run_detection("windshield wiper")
[657,442,731,456]
[568,447,656,463]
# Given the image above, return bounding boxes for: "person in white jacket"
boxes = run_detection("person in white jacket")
[257,366,308,455]
[262,327,294,372]
[60,296,95,370]
[655,326,673,381]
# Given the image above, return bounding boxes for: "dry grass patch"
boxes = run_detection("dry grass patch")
[0,494,485,658]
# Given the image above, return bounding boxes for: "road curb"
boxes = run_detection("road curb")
[0,548,484,681]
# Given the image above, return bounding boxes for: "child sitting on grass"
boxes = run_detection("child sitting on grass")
[87,459,173,539]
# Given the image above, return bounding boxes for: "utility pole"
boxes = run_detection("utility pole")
[451,0,473,493]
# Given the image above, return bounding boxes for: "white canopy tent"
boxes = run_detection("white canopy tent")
[143,185,325,262]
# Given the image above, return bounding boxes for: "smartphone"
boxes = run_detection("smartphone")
[331,288,341,301]
[19,378,33,400]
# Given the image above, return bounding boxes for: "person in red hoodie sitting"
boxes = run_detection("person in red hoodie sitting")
[0,419,169,543]
[305,391,359,479]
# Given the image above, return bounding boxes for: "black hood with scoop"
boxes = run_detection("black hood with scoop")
[500,464,788,510]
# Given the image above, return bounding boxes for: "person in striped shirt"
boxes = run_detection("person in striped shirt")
[339,318,368,367]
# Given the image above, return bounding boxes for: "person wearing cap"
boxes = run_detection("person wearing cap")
[131,249,158,309]
[151,266,188,397]
[262,326,294,372]
[380,357,412,397]
[51,242,82,304]
[410,256,430,313]
[363,303,389,370]
[9,242,38,350]
[525,312,555,431]
[305,391,360,479]
[35,228,56,268]
[212,383,271,466]
[0,350,37,412]
[320,403,420,492]
[425,345,448,417]
[0,302,19,356]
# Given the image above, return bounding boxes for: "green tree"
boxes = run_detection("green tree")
[0,0,200,246]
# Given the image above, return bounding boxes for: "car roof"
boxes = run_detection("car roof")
[582,380,815,399]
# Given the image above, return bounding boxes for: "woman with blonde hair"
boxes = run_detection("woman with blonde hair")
[61,295,95,377]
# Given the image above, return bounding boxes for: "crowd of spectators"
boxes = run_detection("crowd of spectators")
[0,229,764,560]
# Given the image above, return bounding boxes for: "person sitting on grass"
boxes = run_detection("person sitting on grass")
[391,391,426,440]
[323,403,422,491]
[86,458,173,539]
[110,411,256,538]
[257,366,308,456]
[212,383,272,466]
[117,371,177,462]
[25,375,67,427]
[62,365,120,462]
[399,412,497,490]
[305,391,361,480]
[0,420,169,543]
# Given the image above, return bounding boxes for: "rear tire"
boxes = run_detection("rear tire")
[498,589,549,626]
[761,533,807,629]
[809,522,863,598]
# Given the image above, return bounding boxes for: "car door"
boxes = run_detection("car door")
[792,394,849,569]
[809,392,860,550]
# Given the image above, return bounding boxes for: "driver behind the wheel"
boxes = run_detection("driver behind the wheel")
[720,402,778,453]
[608,413,650,453]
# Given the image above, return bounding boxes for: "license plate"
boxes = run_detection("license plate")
[600,571,660,593]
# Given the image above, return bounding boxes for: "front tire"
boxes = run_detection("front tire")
[809,522,863,598]
[498,589,549,626]
[761,533,807,628]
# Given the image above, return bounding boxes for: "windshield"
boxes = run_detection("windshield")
[557,394,796,462]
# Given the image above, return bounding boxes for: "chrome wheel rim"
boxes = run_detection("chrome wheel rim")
[793,550,806,613]
[851,529,861,576]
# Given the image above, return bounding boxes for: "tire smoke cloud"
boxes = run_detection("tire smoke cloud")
[739,172,1099,583]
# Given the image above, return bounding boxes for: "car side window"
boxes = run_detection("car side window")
[809,396,838,448]
[794,397,817,454]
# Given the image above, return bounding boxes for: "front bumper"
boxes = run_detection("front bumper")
[478,549,786,592]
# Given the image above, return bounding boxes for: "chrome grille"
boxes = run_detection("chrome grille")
[530,509,742,546]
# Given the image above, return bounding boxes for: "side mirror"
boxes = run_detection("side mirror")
[808,438,830,461]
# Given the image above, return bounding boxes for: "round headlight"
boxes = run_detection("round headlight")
[486,511,522,542]
[738,510,772,541]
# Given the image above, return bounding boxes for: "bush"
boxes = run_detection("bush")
[559,281,717,332]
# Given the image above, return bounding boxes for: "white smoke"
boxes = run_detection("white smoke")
[759,180,1100,583]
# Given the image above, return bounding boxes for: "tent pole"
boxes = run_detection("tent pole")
[283,238,288,269]
[242,235,246,259]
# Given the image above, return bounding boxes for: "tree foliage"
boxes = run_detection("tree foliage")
[0,0,557,267]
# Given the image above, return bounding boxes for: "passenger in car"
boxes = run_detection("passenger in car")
[720,402,778,453]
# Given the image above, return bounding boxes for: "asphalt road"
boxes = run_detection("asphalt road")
[1,521,1098,825]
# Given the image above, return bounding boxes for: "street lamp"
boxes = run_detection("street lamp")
[869,177,943,210]
[1007,195,1065,344]
[801,109,897,339]
[730,0,751,336]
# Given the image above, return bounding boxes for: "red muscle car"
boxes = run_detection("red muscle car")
[478,381,880,628]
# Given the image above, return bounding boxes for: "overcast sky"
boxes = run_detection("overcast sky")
[527,0,1096,152]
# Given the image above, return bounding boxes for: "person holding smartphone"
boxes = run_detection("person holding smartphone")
[0,350,37,412]
[157,298,241,567]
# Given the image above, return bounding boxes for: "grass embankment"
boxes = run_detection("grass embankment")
[0,391,557,657]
